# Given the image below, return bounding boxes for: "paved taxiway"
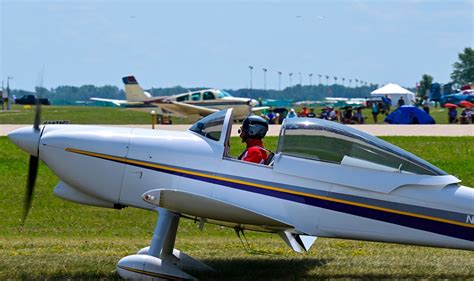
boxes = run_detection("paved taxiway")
[1,124,473,137]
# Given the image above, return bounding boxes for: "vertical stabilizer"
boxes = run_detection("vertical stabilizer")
[122,76,152,102]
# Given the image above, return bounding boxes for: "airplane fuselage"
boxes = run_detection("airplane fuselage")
[31,125,474,251]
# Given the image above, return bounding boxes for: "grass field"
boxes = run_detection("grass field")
[0,104,463,125]
[0,105,187,125]
[1,136,473,280]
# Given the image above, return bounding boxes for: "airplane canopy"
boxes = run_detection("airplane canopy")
[278,117,446,176]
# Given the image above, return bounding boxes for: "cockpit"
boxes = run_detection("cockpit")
[278,118,446,176]
[189,109,447,176]
[175,89,233,103]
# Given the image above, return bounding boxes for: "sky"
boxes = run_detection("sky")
[1,0,473,91]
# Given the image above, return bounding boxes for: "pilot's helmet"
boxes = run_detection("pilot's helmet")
[242,115,268,139]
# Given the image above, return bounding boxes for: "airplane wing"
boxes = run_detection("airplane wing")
[156,101,219,118]
[90,97,128,107]
[142,189,318,253]
[142,96,170,103]
[142,189,292,231]
[252,106,270,112]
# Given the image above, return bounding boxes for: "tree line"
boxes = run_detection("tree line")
[10,83,380,105]
[10,47,472,105]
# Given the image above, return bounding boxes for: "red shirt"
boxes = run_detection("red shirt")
[239,139,268,164]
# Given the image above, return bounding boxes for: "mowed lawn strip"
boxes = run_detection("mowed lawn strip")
[1,136,473,280]
[0,105,188,124]
[0,104,464,124]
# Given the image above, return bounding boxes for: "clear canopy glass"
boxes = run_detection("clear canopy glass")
[277,118,447,176]
[189,110,227,141]
[217,90,232,98]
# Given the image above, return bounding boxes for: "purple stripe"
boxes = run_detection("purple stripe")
[86,153,474,242]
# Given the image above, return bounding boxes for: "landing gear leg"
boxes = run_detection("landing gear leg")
[117,208,196,280]
[149,208,180,261]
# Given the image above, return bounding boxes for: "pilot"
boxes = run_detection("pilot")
[238,115,269,164]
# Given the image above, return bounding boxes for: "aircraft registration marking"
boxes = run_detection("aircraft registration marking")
[467,215,474,224]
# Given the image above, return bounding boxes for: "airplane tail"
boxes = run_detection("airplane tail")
[122,76,152,102]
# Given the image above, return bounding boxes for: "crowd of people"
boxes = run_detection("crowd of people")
[259,93,473,125]
[262,106,365,124]
[448,106,473,124]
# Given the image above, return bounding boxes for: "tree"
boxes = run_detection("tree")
[451,47,474,85]
[418,74,433,98]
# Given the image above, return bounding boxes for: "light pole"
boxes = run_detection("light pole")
[318,74,322,85]
[298,72,302,85]
[7,76,13,110]
[325,75,329,86]
[355,79,359,87]
[334,76,338,85]
[349,79,352,87]
[277,71,282,91]
[289,73,293,87]
[342,77,345,87]
[248,66,253,90]
[309,73,313,86]
[1,80,4,110]
[262,68,267,91]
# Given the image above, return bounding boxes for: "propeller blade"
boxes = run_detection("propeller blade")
[23,155,39,223]
[21,71,44,224]
[33,97,41,130]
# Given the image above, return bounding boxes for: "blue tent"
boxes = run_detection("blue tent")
[384,105,435,124]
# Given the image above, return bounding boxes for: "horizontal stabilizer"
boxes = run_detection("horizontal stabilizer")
[252,106,270,112]
[90,97,127,106]
[142,189,291,229]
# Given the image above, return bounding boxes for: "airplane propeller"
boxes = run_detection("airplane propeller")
[22,86,42,224]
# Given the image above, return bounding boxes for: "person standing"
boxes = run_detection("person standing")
[448,107,458,124]
[397,96,405,107]
[372,101,379,123]
[422,96,430,114]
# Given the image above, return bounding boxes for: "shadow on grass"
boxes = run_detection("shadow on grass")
[191,258,330,281]
[14,272,120,281]
[191,258,474,281]
[9,258,474,280]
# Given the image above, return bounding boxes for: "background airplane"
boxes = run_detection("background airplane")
[91,76,268,120]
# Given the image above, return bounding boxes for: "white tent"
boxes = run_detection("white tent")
[371,83,415,105]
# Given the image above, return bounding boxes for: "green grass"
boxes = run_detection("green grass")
[0,105,187,124]
[1,136,473,280]
[0,104,465,124]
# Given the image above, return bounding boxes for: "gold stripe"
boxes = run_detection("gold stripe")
[65,147,474,229]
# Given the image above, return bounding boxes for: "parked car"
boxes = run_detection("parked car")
[15,95,51,105]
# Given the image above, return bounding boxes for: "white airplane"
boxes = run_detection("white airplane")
[91,76,267,120]
[8,106,474,280]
